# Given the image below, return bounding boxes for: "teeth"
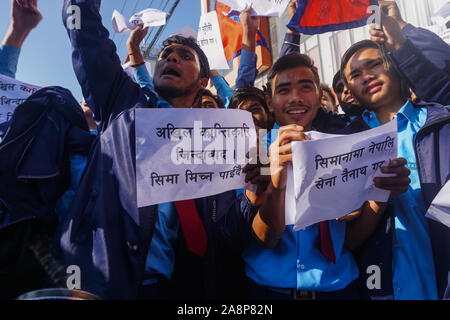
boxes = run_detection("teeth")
[288,110,306,114]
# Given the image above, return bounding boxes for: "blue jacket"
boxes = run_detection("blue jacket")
[390,24,450,106]
[0,86,93,298]
[356,102,450,300]
[57,0,258,299]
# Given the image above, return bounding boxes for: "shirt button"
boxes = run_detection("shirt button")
[300,264,305,270]
[397,287,401,291]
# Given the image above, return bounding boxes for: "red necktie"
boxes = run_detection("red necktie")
[174,199,207,257]
[319,221,336,264]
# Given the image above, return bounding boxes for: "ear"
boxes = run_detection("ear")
[266,95,273,113]
[198,77,209,89]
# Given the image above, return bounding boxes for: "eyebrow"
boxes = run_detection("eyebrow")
[349,57,383,77]
[275,79,315,91]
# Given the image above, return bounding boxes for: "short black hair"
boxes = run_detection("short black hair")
[332,70,343,93]
[196,89,225,108]
[339,40,380,86]
[320,83,336,106]
[160,35,210,79]
[266,53,321,97]
[229,86,269,112]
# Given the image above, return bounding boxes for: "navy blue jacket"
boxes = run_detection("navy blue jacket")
[57,0,258,299]
[0,86,93,298]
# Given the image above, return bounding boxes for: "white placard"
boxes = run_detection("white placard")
[171,26,198,39]
[112,8,166,34]
[197,11,230,70]
[0,74,41,123]
[135,109,256,207]
[426,179,450,228]
[219,0,290,17]
[287,120,398,231]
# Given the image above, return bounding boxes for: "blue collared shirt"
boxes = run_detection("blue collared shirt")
[133,65,180,284]
[243,123,359,291]
[362,100,438,300]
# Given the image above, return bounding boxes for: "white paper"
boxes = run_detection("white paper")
[219,0,290,17]
[287,120,398,231]
[0,74,41,123]
[112,8,166,34]
[426,179,450,228]
[171,26,198,39]
[135,109,256,207]
[122,61,153,79]
[197,11,230,70]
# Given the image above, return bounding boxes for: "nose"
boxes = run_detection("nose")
[288,87,305,105]
[166,51,180,63]
[361,69,376,85]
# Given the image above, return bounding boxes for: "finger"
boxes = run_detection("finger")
[249,176,270,186]
[374,176,411,189]
[381,165,410,177]
[388,157,407,167]
[245,168,260,183]
[243,163,260,173]
[369,29,385,38]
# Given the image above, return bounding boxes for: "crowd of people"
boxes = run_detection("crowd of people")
[0,0,449,301]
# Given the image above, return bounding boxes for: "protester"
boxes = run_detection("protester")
[320,83,338,114]
[239,52,411,300]
[56,0,259,300]
[341,19,450,299]
[332,71,364,117]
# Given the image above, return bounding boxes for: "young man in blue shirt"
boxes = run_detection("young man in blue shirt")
[340,3,450,299]
[241,52,411,300]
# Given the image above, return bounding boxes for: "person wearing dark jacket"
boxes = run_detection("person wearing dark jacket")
[56,0,258,300]
[0,86,94,299]
[341,28,449,300]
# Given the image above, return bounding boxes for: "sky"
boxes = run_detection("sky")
[0,0,202,102]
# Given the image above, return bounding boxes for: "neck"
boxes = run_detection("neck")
[374,97,406,124]
[167,92,199,108]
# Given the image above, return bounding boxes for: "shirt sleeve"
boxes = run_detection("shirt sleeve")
[0,45,20,79]
[211,74,233,109]
[235,49,257,89]
[280,33,301,57]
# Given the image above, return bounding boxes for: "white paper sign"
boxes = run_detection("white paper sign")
[198,11,230,70]
[171,26,198,39]
[426,179,450,228]
[135,109,256,207]
[219,0,290,17]
[287,120,398,231]
[0,74,41,123]
[112,8,166,34]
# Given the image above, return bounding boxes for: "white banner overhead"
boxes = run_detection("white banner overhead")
[197,11,230,70]
[135,108,257,207]
[219,0,291,17]
[286,120,398,231]
[0,74,41,123]
[112,8,166,34]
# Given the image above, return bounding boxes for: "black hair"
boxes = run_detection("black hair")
[332,70,343,93]
[194,89,225,108]
[160,35,210,79]
[266,53,321,97]
[229,86,269,113]
[320,83,337,106]
[339,40,380,86]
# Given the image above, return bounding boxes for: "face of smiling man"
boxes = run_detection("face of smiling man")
[268,65,322,131]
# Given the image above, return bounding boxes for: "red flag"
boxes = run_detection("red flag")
[288,0,378,35]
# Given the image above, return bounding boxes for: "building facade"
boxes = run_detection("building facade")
[204,0,448,89]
